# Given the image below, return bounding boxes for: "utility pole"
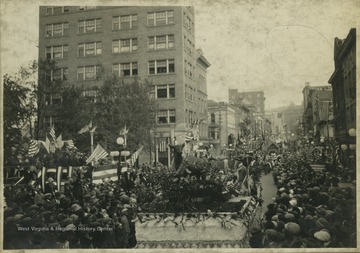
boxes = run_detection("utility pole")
[218,107,222,156]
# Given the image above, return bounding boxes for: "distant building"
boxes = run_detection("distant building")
[228,89,265,114]
[302,85,333,142]
[268,104,303,141]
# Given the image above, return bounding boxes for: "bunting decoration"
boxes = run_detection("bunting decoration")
[185,132,194,142]
[86,144,109,164]
[40,166,79,192]
[28,139,40,157]
[92,164,118,184]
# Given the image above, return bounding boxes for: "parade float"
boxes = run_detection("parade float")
[132,138,262,248]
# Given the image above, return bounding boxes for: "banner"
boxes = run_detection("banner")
[92,164,118,184]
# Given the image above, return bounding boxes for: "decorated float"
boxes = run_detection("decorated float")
[132,128,262,248]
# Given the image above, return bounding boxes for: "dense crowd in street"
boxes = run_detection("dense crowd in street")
[250,153,356,248]
[3,145,357,249]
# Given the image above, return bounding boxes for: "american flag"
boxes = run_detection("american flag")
[65,140,76,149]
[28,139,40,157]
[86,144,108,164]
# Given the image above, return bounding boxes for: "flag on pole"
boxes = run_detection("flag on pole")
[120,124,129,135]
[90,126,97,133]
[28,139,40,157]
[56,134,64,149]
[129,146,144,166]
[78,121,92,134]
[86,144,109,164]
[92,164,118,184]
[49,125,56,140]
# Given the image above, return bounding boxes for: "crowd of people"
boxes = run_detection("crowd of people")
[3,144,357,249]
[4,172,139,249]
[249,153,356,248]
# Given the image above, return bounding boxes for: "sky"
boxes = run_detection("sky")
[1,0,359,110]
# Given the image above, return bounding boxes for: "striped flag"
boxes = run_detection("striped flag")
[28,139,40,157]
[78,121,92,134]
[49,125,56,140]
[129,146,144,166]
[92,164,118,184]
[185,132,194,142]
[65,140,76,149]
[86,144,108,164]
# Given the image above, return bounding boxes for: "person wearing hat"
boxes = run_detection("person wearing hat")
[44,177,56,195]
[120,208,130,248]
[249,224,264,248]
[236,158,248,188]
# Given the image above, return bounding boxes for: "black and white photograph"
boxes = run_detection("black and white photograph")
[1,0,358,250]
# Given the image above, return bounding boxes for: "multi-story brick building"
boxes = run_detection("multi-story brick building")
[328,28,356,166]
[38,6,210,165]
[228,89,265,115]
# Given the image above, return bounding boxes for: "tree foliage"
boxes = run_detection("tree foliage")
[3,74,31,164]
[93,76,157,152]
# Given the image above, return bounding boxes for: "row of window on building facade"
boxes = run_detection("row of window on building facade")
[44,57,203,81]
[45,9,194,34]
[45,35,175,57]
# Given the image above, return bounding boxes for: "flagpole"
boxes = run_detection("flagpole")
[90,131,94,153]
